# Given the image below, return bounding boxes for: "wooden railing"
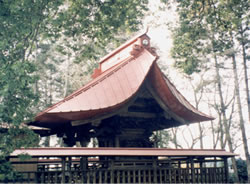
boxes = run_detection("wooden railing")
[11,158,228,183]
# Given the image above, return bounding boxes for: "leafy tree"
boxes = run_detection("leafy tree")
[0,1,52,180]
[237,158,248,183]
[230,158,248,183]
[0,0,149,181]
[167,0,249,181]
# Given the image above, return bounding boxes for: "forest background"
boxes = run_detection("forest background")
[0,0,249,182]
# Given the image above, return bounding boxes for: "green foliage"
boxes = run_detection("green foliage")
[170,1,210,74]
[0,160,22,182]
[229,158,248,183]
[155,130,170,148]
[0,127,39,157]
[0,1,47,168]
[32,0,149,110]
[169,1,249,181]
[237,158,248,182]
[170,0,249,75]
[0,126,39,181]
[44,0,149,62]
[0,0,149,179]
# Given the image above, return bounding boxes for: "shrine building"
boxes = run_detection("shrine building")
[9,31,236,183]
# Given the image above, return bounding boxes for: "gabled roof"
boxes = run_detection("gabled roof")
[31,31,214,129]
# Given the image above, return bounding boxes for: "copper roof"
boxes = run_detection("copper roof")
[10,147,236,157]
[31,31,214,129]
[148,64,213,122]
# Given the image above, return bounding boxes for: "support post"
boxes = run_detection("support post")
[110,160,114,183]
[223,157,229,183]
[61,157,66,184]
[199,158,203,183]
[153,160,157,183]
[80,157,88,183]
[191,157,195,183]
[68,156,72,183]
[186,159,190,183]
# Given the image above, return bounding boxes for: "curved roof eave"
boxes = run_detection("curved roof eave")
[147,63,214,124]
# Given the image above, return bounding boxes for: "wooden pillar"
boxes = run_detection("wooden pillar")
[41,167,45,183]
[110,160,114,183]
[61,157,66,184]
[153,160,157,183]
[199,159,203,183]
[191,157,195,183]
[223,157,229,183]
[186,159,190,183]
[68,157,72,183]
[35,172,38,183]
[80,157,88,183]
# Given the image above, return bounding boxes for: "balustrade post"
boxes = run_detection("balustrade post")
[61,157,66,184]
[80,157,88,183]
[68,156,72,183]
[186,159,190,183]
[199,159,203,183]
[35,172,38,183]
[223,157,229,183]
[110,160,114,183]
[41,171,45,183]
[191,157,195,183]
[153,160,157,183]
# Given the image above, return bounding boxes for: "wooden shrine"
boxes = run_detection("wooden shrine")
[29,31,214,148]
[9,31,235,183]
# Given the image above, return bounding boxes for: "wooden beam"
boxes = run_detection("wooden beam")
[139,88,153,98]
[129,102,147,108]
[134,97,157,105]
[119,111,156,118]
[164,112,171,120]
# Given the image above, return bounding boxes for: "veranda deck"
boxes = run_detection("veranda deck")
[9,147,235,183]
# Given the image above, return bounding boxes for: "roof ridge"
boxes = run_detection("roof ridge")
[99,30,148,64]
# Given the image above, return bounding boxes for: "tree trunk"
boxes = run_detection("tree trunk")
[198,122,204,149]
[231,53,250,183]
[171,128,181,149]
[211,120,216,148]
[49,69,53,106]
[218,113,225,149]
[63,53,70,98]
[214,53,239,182]
[240,26,250,122]
[189,76,205,149]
